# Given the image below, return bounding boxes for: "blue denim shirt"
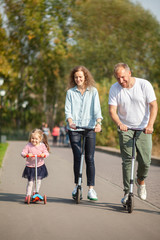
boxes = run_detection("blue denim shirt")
[65,86,103,130]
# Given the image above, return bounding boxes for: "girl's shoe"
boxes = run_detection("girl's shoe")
[87,189,98,201]
[24,195,31,204]
[24,196,28,203]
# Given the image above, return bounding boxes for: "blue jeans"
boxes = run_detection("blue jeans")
[69,130,96,186]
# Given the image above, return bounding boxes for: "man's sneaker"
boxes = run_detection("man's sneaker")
[87,188,98,201]
[121,193,129,206]
[72,186,82,199]
[135,179,147,200]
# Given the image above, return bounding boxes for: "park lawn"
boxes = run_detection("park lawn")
[0,143,8,168]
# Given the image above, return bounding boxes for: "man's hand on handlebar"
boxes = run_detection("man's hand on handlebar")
[118,123,128,131]
[144,125,154,134]
[119,124,153,134]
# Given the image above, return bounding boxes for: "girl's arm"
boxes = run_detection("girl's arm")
[21,143,34,158]
[21,144,29,158]
[40,144,49,158]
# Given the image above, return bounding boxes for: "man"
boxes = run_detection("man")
[108,63,158,205]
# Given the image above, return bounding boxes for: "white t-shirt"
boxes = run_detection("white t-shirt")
[108,78,156,128]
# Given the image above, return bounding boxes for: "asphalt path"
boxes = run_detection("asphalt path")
[0,141,160,240]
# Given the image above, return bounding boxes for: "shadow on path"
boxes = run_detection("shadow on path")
[0,192,25,203]
[0,192,159,215]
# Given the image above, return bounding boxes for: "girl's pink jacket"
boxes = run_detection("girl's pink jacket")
[21,142,49,168]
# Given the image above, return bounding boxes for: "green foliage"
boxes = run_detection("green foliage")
[0,0,160,152]
[1,0,73,130]
[152,83,160,142]
[0,143,8,168]
[95,78,119,147]
[70,0,160,82]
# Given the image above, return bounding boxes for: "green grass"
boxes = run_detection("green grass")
[0,143,8,168]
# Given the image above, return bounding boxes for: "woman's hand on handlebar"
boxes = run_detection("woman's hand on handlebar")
[69,123,77,130]
[95,124,101,133]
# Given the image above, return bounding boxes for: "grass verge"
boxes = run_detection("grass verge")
[0,143,8,168]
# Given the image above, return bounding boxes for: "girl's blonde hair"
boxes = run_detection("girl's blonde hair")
[68,65,95,89]
[29,128,50,152]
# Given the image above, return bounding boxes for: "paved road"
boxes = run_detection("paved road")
[0,141,160,240]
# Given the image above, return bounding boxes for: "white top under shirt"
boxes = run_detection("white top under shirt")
[108,78,156,128]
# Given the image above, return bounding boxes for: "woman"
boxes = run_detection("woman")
[65,66,102,201]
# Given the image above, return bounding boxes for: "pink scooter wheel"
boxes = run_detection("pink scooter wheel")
[44,195,47,204]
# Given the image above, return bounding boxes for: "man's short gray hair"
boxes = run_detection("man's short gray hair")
[114,63,131,77]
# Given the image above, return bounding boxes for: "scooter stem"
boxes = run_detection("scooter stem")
[35,155,38,193]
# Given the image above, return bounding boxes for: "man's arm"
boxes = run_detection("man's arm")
[145,100,158,134]
[109,105,128,131]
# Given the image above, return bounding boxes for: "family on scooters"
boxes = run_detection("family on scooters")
[21,63,158,208]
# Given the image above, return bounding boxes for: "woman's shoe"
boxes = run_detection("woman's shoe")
[87,189,98,201]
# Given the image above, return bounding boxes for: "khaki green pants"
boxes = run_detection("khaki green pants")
[118,129,152,194]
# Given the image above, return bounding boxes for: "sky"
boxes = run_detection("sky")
[131,0,160,22]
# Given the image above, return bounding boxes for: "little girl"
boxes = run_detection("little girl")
[21,128,50,202]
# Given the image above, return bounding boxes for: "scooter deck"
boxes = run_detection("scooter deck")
[32,193,44,202]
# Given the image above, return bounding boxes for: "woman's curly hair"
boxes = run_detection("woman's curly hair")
[68,66,95,89]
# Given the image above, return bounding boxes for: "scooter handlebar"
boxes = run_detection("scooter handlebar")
[26,154,46,158]
[76,126,102,132]
[127,128,145,132]
[76,126,94,130]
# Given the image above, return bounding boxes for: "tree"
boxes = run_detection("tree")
[70,0,160,82]
[1,0,73,132]
[1,0,160,153]
[69,0,160,151]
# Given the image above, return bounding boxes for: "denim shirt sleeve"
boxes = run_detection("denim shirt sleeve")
[65,90,73,121]
[93,88,103,119]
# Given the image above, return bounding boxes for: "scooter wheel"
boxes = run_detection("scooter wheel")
[76,188,81,204]
[127,194,134,213]
[27,195,31,204]
[44,195,47,204]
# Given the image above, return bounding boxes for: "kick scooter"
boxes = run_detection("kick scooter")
[26,155,47,204]
[74,127,87,204]
[124,128,144,213]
